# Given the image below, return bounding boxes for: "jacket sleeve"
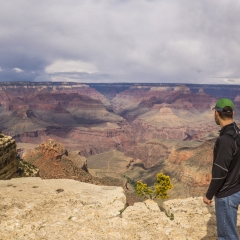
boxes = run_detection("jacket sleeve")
[206,135,236,200]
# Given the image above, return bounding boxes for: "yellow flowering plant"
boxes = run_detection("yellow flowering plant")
[136,173,173,200]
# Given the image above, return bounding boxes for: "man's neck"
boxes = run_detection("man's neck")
[220,120,233,128]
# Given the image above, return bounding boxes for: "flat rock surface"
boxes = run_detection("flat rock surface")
[0,178,126,240]
[0,177,233,240]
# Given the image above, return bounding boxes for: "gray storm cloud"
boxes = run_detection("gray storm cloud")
[0,0,240,83]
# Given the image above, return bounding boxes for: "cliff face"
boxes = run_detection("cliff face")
[1,177,240,239]
[167,140,213,182]
[0,83,122,138]
[0,133,18,179]
[112,85,216,115]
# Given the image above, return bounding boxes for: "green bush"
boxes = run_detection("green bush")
[136,172,173,200]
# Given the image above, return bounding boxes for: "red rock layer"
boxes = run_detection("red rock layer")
[165,139,214,188]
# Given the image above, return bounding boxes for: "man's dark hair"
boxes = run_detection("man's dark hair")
[217,106,233,120]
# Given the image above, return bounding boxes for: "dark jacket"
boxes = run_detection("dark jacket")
[206,122,240,200]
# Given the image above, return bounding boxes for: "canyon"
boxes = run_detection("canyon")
[1,82,240,199]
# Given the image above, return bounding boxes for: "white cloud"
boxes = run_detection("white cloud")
[209,77,240,85]
[12,68,24,73]
[0,67,3,72]
[224,78,240,84]
[45,60,98,74]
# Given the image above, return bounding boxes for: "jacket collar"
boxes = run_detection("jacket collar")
[219,122,235,136]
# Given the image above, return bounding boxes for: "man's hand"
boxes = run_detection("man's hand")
[203,196,212,205]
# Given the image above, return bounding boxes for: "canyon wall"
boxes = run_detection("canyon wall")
[0,132,18,179]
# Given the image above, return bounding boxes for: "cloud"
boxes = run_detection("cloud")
[45,71,110,82]
[0,67,3,72]
[210,77,240,85]
[12,68,24,73]
[0,0,240,83]
[45,60,98,74]
[224,78,240,84]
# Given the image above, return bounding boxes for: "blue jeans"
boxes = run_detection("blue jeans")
[215,191,240,240]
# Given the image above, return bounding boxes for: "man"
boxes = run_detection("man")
[203,98,240,239]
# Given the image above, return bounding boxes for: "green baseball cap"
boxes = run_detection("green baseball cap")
[212,98,234,112]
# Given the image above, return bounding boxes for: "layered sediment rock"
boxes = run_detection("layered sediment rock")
[15,124,131,156]
[0,132,18,179]
[165,140,214,188]
[132,119,188,140]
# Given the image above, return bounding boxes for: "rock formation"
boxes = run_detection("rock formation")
[0,82,123,139]
[148,107,183,127]
[0,132,18,179]
[2,177,240,239]
[22,139,127,189]
[162,139,214,197]
[23,139,93,182]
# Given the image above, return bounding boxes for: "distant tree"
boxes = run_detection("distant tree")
[136,172,173,200]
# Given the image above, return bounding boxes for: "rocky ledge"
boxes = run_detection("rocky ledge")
[2,177,239,240]
[0,133,18,180]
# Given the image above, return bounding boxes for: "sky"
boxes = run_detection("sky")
[1,0,240,84]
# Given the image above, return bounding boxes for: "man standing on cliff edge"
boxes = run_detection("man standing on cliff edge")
[203,98,240,239]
